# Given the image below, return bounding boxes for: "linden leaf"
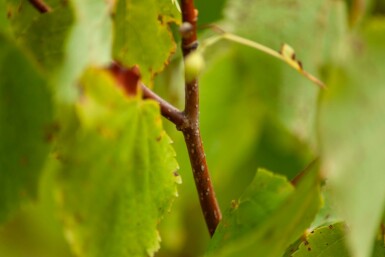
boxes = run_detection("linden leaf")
[56,68,180,257]
[113,0,181,85]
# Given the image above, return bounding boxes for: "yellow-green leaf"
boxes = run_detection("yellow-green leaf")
[56,68,180,257]
[206,163,322,257]
[113,0,181,85]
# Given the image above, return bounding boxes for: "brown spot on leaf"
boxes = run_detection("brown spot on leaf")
[107,62,140,96]
[304,240,309,246]
[329,224,334,229]
[157,15,164,24]
[298,60,303,70]
[308,247,311,251]
[28,0,52,13]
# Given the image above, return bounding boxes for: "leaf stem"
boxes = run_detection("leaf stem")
[28,0,52,13]
[200,30,325,88]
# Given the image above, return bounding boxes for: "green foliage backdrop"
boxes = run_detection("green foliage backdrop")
[1,0,385,257]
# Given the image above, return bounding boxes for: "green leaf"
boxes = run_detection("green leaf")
[113,0,180,85]
[291,223,385,257]
[206,163,322,257]
[195,0,227,25]
[0,163,75,257]
[6,0,74,71]
[293,223,351,256]
[209,169,294,248]
[0,34,53,223]
[372,239,385,257]
[56,68,180,257]
[320,18,385,257]
[0,0,11,34]
[5,0,112,102]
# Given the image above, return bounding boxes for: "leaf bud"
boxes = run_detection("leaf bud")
[184,51,205,83]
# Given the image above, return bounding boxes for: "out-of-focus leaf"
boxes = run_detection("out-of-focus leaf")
[222,0,348,145]
[5,0,112,102]
[0,162,74,257]
[56,0,113,102]
[372,242,385,257]
[0,0,11,34]
[56,68,180,257]
[345,0,373,26]
[372,0,385,15]
[206,163,321,257]
[0,34,53,223]
[170,0,180,12]
[320,19,385,257]
[113,0,180,85]
[5,0,73,71]
[195,0,227,25]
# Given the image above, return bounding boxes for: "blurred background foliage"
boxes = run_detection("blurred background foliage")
[1,0,385,257]
[157,0,385,256]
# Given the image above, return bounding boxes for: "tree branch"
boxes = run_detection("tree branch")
[107,0,222,237]
[28,0,52,13]
[140,78,222,236]
[181,1,198,57]
[141,83,222,237]
[180,0,222,236]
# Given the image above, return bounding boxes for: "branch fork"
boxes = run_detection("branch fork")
[29,0,222,237]
[145,0,223,236]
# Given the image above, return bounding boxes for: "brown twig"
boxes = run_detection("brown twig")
[141,83,188,129]
[181,0,198,57]
[140,81,222,236]
[291,159,319,187]
[180,0,222,236]
[28,0,52,13]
